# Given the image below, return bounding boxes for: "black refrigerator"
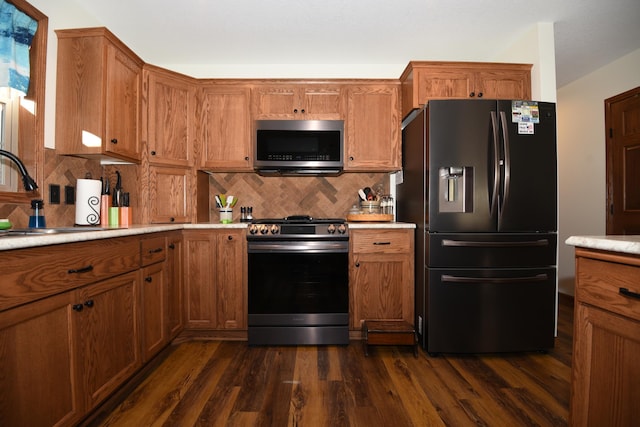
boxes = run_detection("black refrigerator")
[396,99,557,354]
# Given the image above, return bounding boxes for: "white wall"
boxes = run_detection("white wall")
[556,48,640,295]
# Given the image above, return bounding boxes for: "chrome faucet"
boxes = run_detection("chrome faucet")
[0,149,38,191]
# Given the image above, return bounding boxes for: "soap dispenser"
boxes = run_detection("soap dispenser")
[29,199,46,228]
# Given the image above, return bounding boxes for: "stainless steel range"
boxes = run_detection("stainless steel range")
[247,216,349,346]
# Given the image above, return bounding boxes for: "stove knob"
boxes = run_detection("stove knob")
[270,224,280,234]
[260,225,269,234]
[338,224,347,234]
[248,224,259,234]
[327,224,336,234]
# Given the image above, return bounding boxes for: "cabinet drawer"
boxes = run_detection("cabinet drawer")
[351,230,412,254]
[577,257,640,322]
[1,237,140,311]
[141,235,166,266]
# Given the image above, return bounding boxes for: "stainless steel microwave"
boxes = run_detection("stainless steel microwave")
[254,120,344,176]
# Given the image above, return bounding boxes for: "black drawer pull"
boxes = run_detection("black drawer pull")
[148,248,163,254]
[373,242,391,245]
[68,265,94,274]
[619,287,640,300]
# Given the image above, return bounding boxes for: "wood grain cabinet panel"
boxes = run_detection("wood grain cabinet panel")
[197,84,252,171]
[55,27,143,162]
[349,229,414,331]
[145,65,195,167]
[148,165,192,224]
[252,84,343,120]
[167,232,185,338]
[570,249,640,426]
[400,61,532,119]
[344,84,401,171]
[183,229,246,330]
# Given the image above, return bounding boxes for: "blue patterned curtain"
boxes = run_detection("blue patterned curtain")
[0,0,37,95]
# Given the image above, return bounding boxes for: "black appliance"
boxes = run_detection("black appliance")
[254,120,344,176]
[397,99,557,354]
[247,216,349,345]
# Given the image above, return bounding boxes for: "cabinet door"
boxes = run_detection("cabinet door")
[349,229,414,331]
[198,85,252,170]
[0,291,83,427]
[252,85,299,118]
[475,69,531,100]
[345,85,401,171]
[77,271,140,409]
[148,166,191,223]
[146,68,195,166]
[104,43,142,162]
[215,229,246,329]
[184,231,217,328]
[571,303,640,426]
[167,233,184,338]
[140,262,167,361]
[416,68,475,100]
[302,85,343,119]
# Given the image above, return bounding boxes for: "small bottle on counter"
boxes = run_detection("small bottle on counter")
[29,199,46,228]
[246,207,253,221]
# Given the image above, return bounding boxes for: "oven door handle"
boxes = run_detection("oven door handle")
[248,241,349,253]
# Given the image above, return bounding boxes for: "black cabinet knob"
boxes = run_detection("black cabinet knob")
[301,109,305,114]
[477,92,483,98]
[293,108,298,113]
[469,92,475,97]
[244,156,249,161]
[145,276,153,282]
[84,299,94,308]
[169,243,175,250]
[228,235,233,240]
[355,262,360,267]
[72,304,83,312]
[110,138,118,144]
[170,217,175,222]
[349,156,354,161]
[150,151,156,156]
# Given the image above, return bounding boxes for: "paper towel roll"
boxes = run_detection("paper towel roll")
[75,179,102,226]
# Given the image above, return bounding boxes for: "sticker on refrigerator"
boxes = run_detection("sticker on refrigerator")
[511,101,539,124]
[518,122,535,134]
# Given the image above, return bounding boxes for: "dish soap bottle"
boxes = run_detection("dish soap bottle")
[29,199,46,228]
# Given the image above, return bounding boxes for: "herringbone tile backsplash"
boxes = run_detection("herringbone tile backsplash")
[207,172,390,220]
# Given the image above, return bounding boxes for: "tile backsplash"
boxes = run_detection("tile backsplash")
[206,172,390,221]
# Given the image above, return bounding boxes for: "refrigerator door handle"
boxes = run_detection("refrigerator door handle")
[490,112,500,218]
[441,239,550,248]
[441,273,549,284]
[499,111,511,227]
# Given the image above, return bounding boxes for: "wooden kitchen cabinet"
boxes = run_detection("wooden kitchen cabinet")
[344,83,401,171]
[167,232,185,338]
[55,27,143,163]
[148,165,193,223]
[349,229,414,331]
[197,83,252,171]
[0,291,82,427]
[140,235,168,361]
[183,228,247,331]
[77,271,141,409]
[570,248,640,426]
[144,65,196,167]
[399,61,532,118]
[252,83,344,120]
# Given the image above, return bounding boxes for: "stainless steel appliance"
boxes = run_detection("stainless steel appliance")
[397,99,557,354]
[247,216,349,345]
[254,120,344,176]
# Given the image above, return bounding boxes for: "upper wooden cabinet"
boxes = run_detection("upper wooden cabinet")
[344,83,401,171]
[144,65,196,167]
[196,83,252,171]
[400,61,532,118]
[252,84,344,120]
[55,27,144,163]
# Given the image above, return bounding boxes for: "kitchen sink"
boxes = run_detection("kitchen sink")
[0,227,109,236]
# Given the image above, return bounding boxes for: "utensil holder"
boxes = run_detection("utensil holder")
[219,208,233,224]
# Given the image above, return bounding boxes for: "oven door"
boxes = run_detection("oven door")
[248,240,349,327]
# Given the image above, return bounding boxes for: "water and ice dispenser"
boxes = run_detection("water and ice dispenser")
[438,166,473,213]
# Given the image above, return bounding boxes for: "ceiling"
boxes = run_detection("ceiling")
[73,0,640,88]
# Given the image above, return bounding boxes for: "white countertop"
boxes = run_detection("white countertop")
[565,235,640,256]
[0,221,415,251]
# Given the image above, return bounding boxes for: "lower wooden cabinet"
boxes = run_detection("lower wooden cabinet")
[183,228,246,330]
[0,291,82,427]
[77,272,141,409]
[349,228,414,331]
[167,232,185,338]
[571,249,640,426]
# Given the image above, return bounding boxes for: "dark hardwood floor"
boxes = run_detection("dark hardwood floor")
[94,299,573,426]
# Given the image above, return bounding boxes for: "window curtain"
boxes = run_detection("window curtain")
[0,0,37,96]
